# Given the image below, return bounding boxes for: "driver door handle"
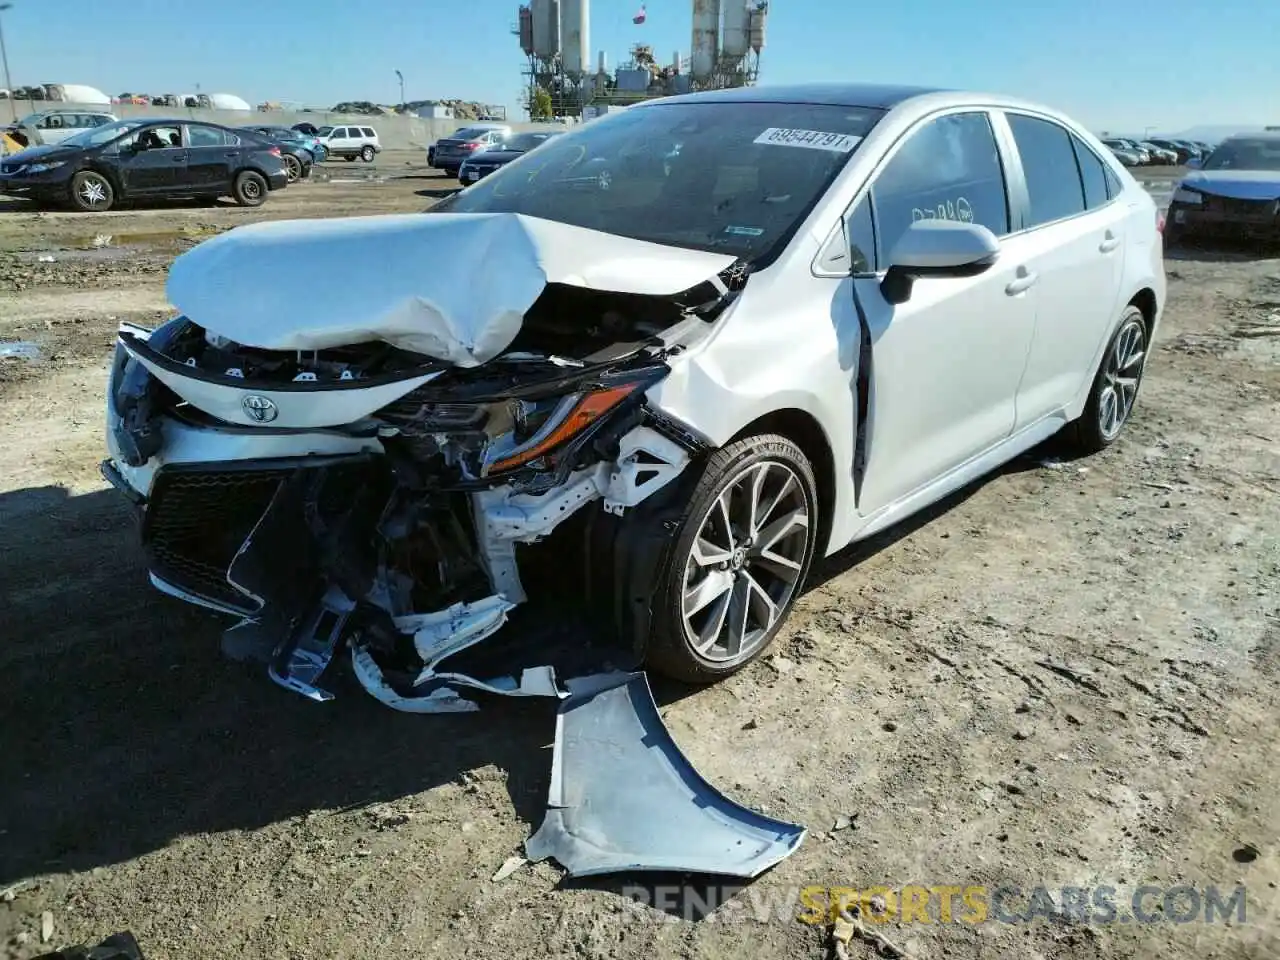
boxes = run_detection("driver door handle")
[171,153,187,162]
[1005,267,1038,296]
[1099,230,1121,253]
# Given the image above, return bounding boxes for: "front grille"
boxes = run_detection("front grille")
[144,468,291,610]
[1205,195,1276,218]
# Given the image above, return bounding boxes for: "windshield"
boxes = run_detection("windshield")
[317,126,333,136]
[502,132,559,151]
[61,118,146,148]
[1201,139,1280,172]
[437,101,885,264]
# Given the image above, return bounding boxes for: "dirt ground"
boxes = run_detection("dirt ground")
[0,157,1276,960]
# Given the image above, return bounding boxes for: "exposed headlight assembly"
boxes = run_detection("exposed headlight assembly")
[483,369,664,475]
[1172,187,1203,205]
[26,161,65,174]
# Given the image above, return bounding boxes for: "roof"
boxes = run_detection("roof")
[648,82,947,110]
[1222,130,1280,142]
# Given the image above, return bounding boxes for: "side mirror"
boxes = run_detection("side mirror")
[1185,156,1202,169]
[880,220,1000,305]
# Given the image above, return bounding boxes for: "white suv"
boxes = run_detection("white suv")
[317,124,381,162]
[7,109,118,147]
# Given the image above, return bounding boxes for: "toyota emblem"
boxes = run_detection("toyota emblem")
[241,395,278,423]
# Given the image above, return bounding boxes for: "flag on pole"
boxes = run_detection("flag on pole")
[633,4,646,24]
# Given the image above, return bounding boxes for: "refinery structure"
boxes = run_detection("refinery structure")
[516,0,769,119]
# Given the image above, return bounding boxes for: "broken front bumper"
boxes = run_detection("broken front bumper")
[1168,197,1280,241]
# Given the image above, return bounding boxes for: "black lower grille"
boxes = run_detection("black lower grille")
[1205,195,1276,219]
[144,468,291,610]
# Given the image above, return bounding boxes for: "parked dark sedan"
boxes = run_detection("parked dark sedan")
[457,130,562,184]
[237,125,326,181]
[1165,133,1280,244]
[0,118,289,211]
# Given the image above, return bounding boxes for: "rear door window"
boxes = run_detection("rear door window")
[1007,114,1087,227]
[187,125,227,148]
[871,111,1010,260]
[1071,135,1110,210]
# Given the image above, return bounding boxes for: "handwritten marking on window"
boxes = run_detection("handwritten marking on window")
[911,196,974,224]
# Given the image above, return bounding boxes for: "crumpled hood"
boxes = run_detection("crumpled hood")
[166,213,738,367]
[1181,170,1280,202]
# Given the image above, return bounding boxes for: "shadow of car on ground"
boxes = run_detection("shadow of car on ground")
[0,439,1052,888]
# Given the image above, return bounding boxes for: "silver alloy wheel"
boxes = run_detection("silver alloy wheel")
[681,460,811,664]
[1098,316,1146,441]
[284,155,300,182]
[78,175,108,207]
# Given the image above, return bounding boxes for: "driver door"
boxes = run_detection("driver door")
[117,125,186,194]
[848,110,1039,516]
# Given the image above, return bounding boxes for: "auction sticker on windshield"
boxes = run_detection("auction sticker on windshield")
[754,128,862,152]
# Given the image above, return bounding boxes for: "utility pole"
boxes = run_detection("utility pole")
[395,69,405,107]
[0,4,16,123]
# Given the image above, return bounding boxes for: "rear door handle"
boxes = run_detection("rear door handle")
[1099,231,1121,253]
[172,153,187,162]
[1005,268,1038,296]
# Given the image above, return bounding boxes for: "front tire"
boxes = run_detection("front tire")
[69,170,115,211]
[1062,305,1149,455]
[233,170,268,207]
[644,434,819,683]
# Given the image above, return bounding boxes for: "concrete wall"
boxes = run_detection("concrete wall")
[22,101,568,150]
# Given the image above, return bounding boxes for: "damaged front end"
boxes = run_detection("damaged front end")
[103,212,748,712]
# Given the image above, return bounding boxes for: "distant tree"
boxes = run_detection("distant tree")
[527,86,554,120]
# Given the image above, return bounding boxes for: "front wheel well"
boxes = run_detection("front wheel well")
[729,408,836,556]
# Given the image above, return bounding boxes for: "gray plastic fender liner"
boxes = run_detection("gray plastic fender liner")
[525,672,806,878]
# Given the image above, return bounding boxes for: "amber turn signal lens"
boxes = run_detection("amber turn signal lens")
[487,383,641,473]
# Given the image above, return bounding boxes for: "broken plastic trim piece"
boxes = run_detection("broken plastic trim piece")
[350,647,564,714]
[525,672,807,878]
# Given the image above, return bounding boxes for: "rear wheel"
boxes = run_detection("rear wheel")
[360,145,375,162]
[233,170,268,207]
[69,170,115,212]
[644,434,819,683]
[1061,305,1148,455]
[343,155,356,163]
[283,154,302,183]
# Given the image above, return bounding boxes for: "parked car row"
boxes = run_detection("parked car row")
[425,123,567,182]
[0,118,291,211]
[1100,136,1215,167]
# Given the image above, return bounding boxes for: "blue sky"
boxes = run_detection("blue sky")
[5,0,1277,132]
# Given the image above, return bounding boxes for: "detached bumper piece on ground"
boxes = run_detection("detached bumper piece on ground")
[527,672,807,878]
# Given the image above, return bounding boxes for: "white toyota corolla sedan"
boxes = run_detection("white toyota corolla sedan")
[102,84,1165,711]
